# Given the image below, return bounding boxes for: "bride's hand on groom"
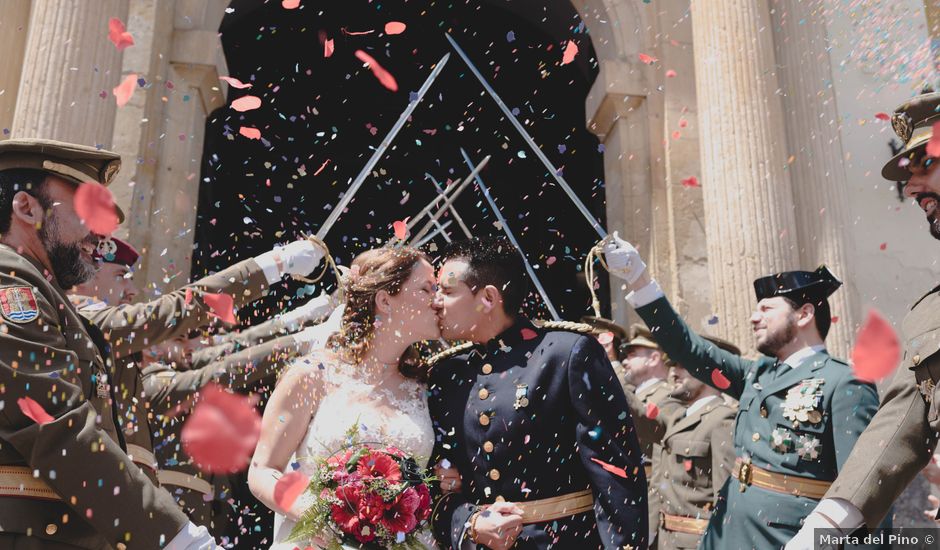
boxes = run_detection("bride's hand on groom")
[472,502,524,550]
[433,461,463,493]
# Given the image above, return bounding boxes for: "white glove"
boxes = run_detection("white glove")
[280,292,335,331]
[255,239,326,283]
[602,231,647,284]
[785,512,839,550]
[164,522,221,550]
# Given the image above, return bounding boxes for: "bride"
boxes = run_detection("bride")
[248,246,442,549]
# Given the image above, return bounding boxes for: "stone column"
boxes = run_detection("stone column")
[771,0,860,357]
[690,0,800,350]
[11,0,129,146]
[0,0,32,138]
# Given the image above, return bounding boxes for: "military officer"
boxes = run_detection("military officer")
[428,237,647,550]
[603,233,880,549]
[651,340,737,550]
[580,314,628,379]
[788,92,940,547]
[0,139,202,548]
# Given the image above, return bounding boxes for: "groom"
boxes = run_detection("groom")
[427,237,648,550]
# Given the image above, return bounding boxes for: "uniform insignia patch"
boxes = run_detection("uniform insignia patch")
[796,435,821,460]
[0,286,39,323]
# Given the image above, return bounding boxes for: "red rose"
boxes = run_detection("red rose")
[356,450,402,482]
[414,483,432,521]
[381,487,420,534]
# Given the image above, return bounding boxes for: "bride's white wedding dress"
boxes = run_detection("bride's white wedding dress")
[269,355,436,549]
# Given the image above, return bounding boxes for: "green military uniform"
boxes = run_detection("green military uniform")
[819,93,940,528]
[144,334,304,534]
[190,317,290,369]
[633,270,879,549]
[0,141,190,548]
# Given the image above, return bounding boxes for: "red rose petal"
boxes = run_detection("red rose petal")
[113,73,137,107]
[639,53,658,65]
[590,457,629,478]
[355,50,398,92]
[851,309,901,383]
[681,176,700,188]
[645,402,660,420]
[874,112,890,121]
[521,328,538,340]
[182,384,261,474]
[666,69,677,78]
[107,17,135,50]
[393,219,409,240]
[927,121,940,158]
[684,459,693,472]
[184,288,193,305]
[231,95,262,112]
[220,76,252,89]
[710,368,731,390]
[274,470,310,511]
[203,292,236,325]
[879,242,887,250]
[385,21,407,35]
[561,40,579,65]
[17,397,54,425]
[239,126,262,140]
[74,183,119,235]
[324,38,335,58]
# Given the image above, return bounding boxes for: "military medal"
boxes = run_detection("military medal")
[796,435,821,460]
[770,428,793,453]
[514,384,529,409]
[95,372,110,399]
[782,378,824,424]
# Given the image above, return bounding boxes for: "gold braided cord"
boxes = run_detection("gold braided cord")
[535,320,594,334]
[584,240,609,318]
[290,234,344,302]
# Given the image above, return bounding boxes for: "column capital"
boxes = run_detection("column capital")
[586,60,647,139]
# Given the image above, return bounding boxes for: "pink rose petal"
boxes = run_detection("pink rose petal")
[231,95,262,112]
[282,0,301,8]
[18,397,54,425]
[355,50,398,91]
[182,384,261,474]
[711,369,731,390]
[928,121,940,158]
[561,40,579,65]
[108,17,135,50]
[220,76,252,89]
[74,183,119,235]
[681,176,700,188]
[851,309,901,382]
[521,328,538,341]
[385,21,407,35]
[203,292,236,325]
[113,73,137,107]
[239,126,261,140]
[324,38,335,58]
[638,53,658,65]
[393,219,409,240]
[274,471,310,511]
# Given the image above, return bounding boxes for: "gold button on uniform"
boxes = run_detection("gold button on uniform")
[482,363,493,374]
[483,441,494,453]
[479,413,490,426]
[752,432,760,442]
[45,524,57,535]
[478,388,490,400]
[913,354,922,366]
[489,469,500,480]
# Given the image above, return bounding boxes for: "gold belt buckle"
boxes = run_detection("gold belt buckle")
[737,462,752,492]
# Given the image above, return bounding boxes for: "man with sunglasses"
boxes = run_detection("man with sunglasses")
[787,93,940,547]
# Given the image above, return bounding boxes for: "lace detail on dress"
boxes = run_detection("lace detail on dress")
[270,352,436,549]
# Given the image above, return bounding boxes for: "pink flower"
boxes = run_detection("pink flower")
[381,487,420,534]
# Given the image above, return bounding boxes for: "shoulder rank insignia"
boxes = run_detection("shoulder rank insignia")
[0,286,39,323]
[535,320,594,334]
[427,342,474,366]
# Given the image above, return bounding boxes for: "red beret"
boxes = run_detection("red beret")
[94,236,139,267]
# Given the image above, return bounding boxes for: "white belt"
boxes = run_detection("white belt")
[156,470,213,495]
[126,444,157,472]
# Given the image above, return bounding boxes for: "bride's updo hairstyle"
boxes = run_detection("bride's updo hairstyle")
[327,246,431,379]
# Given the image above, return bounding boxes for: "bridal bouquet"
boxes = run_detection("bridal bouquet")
[289,425,434,549]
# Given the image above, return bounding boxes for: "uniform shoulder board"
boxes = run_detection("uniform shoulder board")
[536,320,595,334]
[427,342,475,366]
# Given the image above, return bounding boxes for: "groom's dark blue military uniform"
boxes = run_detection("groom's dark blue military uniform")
[428,318,648,549]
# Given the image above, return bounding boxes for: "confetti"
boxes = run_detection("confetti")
[645,402,659,420]
[851,309,901,382]
[590,457,628,478]
[638,53,658,65]
[239,126,261,140]
[282,0,300,8]
[231,95,262,112]
[182,384,261,474]
[561,40,579,65]
[220,76,252,89]
[393,219,409,240]
[17,397,54,425]
[324,38,335,58]
[681,176,700,188]
[274,470,310,511]
[711,369,731,390]
[385,21,407,35]
[74,183,119,235]
[107,17,134,50]
[113,73,137,107]
[355,50,398,91]
[203,292,237,324]
[874,112,890,121]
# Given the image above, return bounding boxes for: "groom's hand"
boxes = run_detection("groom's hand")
[473,501,524,550]
[434,462,462,493]
[602,231,651,291]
